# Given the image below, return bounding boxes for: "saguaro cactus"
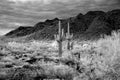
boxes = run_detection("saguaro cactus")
[66,22,73,50]
[54,21,74,57]
[54,20,65,57]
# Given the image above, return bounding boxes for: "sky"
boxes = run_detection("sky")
[0,0,120,35]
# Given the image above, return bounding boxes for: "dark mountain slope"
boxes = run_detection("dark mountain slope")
[5,9,120,40]
[26,20,59,40]
[26,25,58,40]
[106,9,120,30]
[84,9,120,39]
[84,15,112,39]
[83,11,105,27]
[5,26,33,37]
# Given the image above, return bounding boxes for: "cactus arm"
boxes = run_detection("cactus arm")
[68,22,70,35]
[59,20,62,40]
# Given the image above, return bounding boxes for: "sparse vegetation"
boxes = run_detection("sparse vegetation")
[0,30,120,80]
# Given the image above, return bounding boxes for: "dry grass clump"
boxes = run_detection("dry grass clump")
[75,30,120,80]
[6,40,58,57]
[70,30,120,80]
[7,41,28,51]
[0,64,78,80]
[94,31,120,79]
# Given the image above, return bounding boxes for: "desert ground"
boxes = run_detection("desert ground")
[0,31,119,80]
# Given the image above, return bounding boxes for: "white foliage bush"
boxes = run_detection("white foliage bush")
[7,41,27,50]
[50,41,58,49]
[93,30,120,79]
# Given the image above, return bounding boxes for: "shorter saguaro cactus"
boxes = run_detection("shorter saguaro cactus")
[65,22,74,50]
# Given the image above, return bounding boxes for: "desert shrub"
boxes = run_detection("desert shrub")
[39,64,78,79]
[29,40,50,50]
[7,41,28,51]
[1,64,78,80]
[93,30,120,79]
[71,30,120,80]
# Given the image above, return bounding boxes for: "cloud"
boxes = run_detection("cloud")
[0,0,120,35]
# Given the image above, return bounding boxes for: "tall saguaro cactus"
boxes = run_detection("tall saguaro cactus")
[54,20,65,57]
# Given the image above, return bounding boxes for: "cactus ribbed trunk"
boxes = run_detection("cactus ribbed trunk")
[58,41,62,57]
[67,22,70,50]
[67,40,70,50]
[67,22,73,50]
[58,21,62,57]
[68,22,70,35]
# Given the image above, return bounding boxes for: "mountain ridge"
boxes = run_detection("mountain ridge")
[5,9,120,40]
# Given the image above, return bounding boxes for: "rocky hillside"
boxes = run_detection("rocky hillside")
[5,9,120,40]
